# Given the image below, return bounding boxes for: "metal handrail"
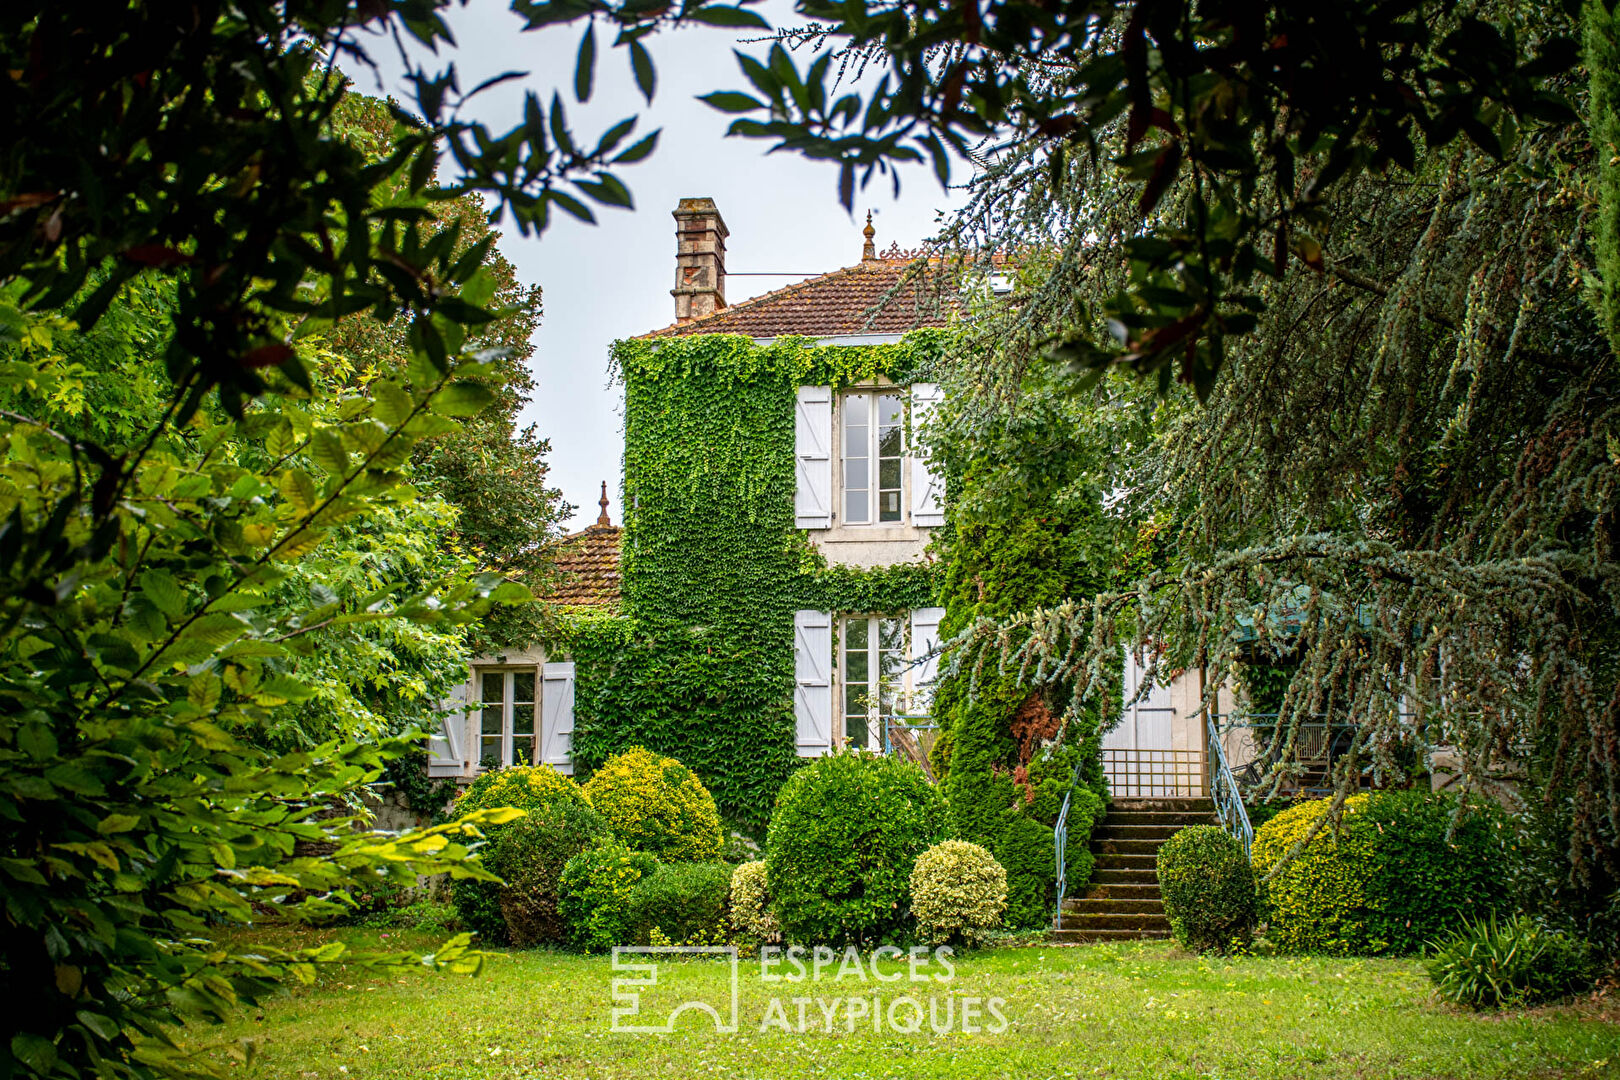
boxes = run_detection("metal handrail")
[1206,712,1254,856]
[1051,754,1088,931]
[878,713,937,755]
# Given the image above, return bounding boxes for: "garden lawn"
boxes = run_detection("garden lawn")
[207,928,1616,1080]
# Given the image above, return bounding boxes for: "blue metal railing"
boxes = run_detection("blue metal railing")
[1206,712,1254,856]
[1051,754,1088,931]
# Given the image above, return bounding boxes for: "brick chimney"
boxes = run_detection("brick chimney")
[672,197,728,323]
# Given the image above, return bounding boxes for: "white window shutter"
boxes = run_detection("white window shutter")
[428,679,471,777]
[909,383,945,526]
[541,662,576,775]
[793,609,832,756]
[909,606,946,713]
[795,386,833,529]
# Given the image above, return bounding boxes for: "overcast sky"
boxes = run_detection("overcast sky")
[340,2,967,529]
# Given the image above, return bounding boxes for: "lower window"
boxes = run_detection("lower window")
[841,615,906,749]
[477,669,537,768]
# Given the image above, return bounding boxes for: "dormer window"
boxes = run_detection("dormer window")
[841,390,905,524]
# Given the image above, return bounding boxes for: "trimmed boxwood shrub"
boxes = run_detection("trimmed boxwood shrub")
[1252,790,1503,955]
[455,764,591,817]
[450,766,592,945]
[910,840,1008,947]
[729,860,779,950]
[1156,825,1256,953]
[626,862,733,945]
[766,751,947,945]
[558,841,658,952]
[582,747,724,862]
[490,801,613,946]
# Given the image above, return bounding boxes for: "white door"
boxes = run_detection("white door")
[1104,647,1193,796]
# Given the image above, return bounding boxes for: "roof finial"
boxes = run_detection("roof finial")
[862,210,876,262]
[596,481,611,527]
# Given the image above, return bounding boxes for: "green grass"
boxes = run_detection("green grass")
[207,928,1616,1079]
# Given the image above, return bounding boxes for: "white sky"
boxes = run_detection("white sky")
[340,2,967,529]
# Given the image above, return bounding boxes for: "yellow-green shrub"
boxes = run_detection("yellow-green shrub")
[729,860,779,950]
[450,765,592,945]
[581,747,723,862]
[1253,790,1502,955]
[558,841,658,952]
[909,840,1008,947]
[455,764,590,816]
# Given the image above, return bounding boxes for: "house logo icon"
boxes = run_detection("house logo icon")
[610,946,740,1034]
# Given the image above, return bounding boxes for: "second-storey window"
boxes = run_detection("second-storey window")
[477,669,537,768]
[841,390,904,525]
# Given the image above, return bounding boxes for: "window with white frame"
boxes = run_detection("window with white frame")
[840,615,907,749]
[476,668,537,768]
[840,390,905,525]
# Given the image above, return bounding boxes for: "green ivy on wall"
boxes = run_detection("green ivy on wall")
[560,332,945,832]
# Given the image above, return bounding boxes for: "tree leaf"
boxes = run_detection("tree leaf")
[433,382,496,417]
[575,22,596,103]
[139,570,187,620]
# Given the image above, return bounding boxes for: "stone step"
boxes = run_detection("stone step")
[1092,853,1159,871]
[1090,867,1159,886]
[1059,911,1171,932]
[1103,810,1219,827]
[1091,823,1183,841]
[1061,897,1164,916]
[1089,838,1164,856]
[1077,882,1161,901]
[1109,798,1214,813]
[1051,926,1171,943]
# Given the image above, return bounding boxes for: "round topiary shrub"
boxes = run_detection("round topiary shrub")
[455,764,591,817]
[910,840,1008,947]
[450,765,592,944]
[729,860,779,951]
[558,841,659,952]
[626,862,733,945]
[1156,825,1256,953]
[1252,789,1503,955]
[766,751,947,945]
[581,747,724,862]
[489,800,612,946]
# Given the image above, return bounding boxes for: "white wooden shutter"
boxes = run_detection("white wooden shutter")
[909,383,945,526]
[541,662,576,775]
[793,609,832,756]
[909,606,945,713]
[428,678,471,777]
[795,385,833,529]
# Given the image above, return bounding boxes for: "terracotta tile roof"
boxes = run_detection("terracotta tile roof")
[640,251,962,339]
[543,524,621,608]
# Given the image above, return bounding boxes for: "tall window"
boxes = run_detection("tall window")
[477,669,537,768]
[841,391,904,524]
[841,616,906,748]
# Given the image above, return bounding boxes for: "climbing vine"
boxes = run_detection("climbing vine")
[563,332,944,831]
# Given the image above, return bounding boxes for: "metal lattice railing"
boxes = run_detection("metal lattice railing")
[1100,747,1207,797]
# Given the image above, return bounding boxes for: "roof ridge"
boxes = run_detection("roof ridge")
[637,261,871,339]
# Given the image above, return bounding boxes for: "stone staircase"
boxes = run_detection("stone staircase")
[1051,797,1215,943]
